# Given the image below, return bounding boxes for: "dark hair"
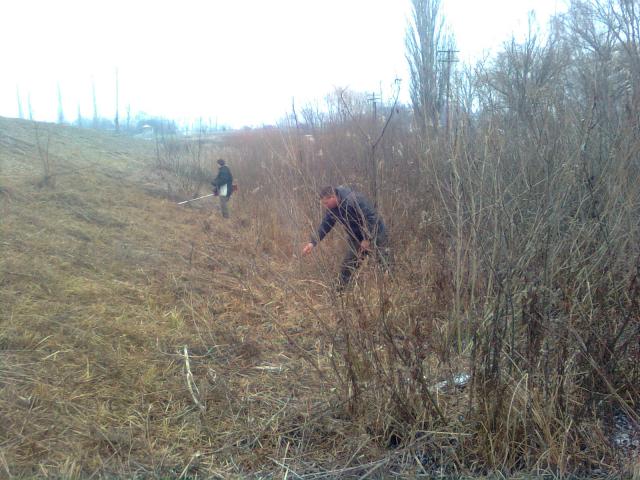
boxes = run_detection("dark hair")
[217,158,225,166]
[319,186,335,199]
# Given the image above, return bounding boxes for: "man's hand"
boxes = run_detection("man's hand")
[302,242,314,256]
[360,239,371,253]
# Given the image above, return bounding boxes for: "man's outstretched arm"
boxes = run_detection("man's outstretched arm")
[312,211,337,245]
[302,211,337,255]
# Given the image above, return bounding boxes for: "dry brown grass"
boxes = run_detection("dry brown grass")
[1,115,636,479]
[0,118,437,478]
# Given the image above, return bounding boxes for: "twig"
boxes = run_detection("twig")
[268,457,303,479]
[183,345,206,413]
[178,451,202,479]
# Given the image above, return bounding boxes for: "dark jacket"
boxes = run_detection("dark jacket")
[311,186,385,246]
[212,165,233,198]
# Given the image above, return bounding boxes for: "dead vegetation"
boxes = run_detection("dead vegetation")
[1,117,454,478]
[1,103,637,478]
[2,1,640,477]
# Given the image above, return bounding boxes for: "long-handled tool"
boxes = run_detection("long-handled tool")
[177,193,216,205]
[177,184,237,205]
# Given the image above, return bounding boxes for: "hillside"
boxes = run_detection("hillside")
[1,117,637,479]
[0,117,339,478]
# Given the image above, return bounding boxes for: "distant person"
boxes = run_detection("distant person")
[212,159,233,218]
[302,185,389,291]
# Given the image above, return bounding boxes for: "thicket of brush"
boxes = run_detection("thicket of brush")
[4,0,637,477]
[154,1,639,476]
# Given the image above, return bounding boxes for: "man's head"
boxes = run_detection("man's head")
[319,186,338,209]
[217,158,225,166]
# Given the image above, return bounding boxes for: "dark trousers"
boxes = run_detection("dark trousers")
[219,195,230,218]
[338,231,390,290]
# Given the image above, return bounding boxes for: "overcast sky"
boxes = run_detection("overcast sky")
[0,0,566,129]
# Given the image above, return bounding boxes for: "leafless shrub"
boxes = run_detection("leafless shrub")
[153,123,211,197]
[196,1,639,476]
[34,123,55,188]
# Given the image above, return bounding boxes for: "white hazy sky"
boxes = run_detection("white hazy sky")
[0,0,566,129]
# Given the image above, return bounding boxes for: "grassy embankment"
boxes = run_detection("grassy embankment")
[0,117,353,478]
[2,117,637,479]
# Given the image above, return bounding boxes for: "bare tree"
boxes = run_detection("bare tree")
[405,0,449,136]
[337,84,401,208]
[56,83,64,124]
[92,78,98,128]
[114,68,119,132]
[27,92,33,120]
[16,85,23,119]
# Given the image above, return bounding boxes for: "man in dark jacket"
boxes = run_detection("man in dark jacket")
[212,159,233,218]
[302,185,389,290]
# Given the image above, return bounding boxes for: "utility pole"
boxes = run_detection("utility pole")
[437,49,459,138]
[114,68,119,133]
[369,92,380,122]
[368,91,381,205]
